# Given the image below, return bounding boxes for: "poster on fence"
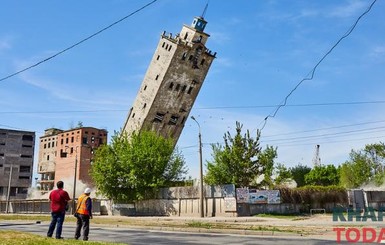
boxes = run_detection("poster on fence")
[236,188,249,203]
[266,190,280,204]
[224,197,237,211]
[250,191,268,204]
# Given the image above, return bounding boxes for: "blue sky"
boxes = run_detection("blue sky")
[1,0,384,182]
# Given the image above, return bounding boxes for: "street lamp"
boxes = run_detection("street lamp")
[191,116,204,218]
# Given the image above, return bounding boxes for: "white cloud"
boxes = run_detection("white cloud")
[370,45,385,59]
[328,0,368,18]
[0,37,11,52]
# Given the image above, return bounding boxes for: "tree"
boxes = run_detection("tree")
[91,130,187,202]
[274,163,292,185]
[205,121,263,187]
[290,164,311,187]
[304,164,339,186]
[339,143,385,188]
[259,145,278,189]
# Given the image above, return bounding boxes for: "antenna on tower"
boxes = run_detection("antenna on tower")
[312,144,321,167]
[201,1,209,19]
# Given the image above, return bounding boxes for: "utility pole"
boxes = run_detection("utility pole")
[191,116,204,218]
[72,146,79,214]
[5,161,13,213]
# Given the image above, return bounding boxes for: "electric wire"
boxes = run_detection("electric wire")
[258,0,377,131]
[1,100,384,114]
[0,0,158,84]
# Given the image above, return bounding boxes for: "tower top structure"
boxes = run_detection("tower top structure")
[123,14,216,145]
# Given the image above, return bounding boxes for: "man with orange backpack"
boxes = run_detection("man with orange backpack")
[74,187,93,241]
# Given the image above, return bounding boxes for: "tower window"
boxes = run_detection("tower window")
[165,44,169,50]
[192,79,198,85]
[132,113,135,118]
[168,46,172,51]
[154,112,165,123]
[187,87,193,94]
[200,59,205,66]
[157,55,160,60]
[182,53,187,60]
[144,85,147,91]
[184,33,188,40]
[175,84,180,91]
[155,75,159,80]
[162,42,165,48]
[181,85,187,92]
[169,82,174,90]
[188,55,193,61]
[143,103,147,109]
[169,115,179,125]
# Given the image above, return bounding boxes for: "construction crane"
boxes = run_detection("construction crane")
[312,144,321,167]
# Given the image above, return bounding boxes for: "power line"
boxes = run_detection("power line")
[263,119,385,138]
[1,100,385,114]
[262,126,385,143]
[259,0,377,131]
[0,0,158,84]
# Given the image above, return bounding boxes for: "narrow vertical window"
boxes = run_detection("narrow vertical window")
[162,42,165,47]
[155,75,159,80]
[144,85,147,91]
[187,87,193,94]
[175,84,180,91]
[157,55,160,60]
[200,59,205,66]
[169,82,174,90]
[182,53,187,60]
[168,45,172,51]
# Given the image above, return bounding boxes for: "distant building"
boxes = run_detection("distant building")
[37,127,107,195]
[37,128,63,192]
[0,128,35,200]
[123,15,216,144]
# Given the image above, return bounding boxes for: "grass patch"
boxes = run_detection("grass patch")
[0,230,126,245]
[187,221,212,229]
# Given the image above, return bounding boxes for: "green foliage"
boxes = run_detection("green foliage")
[258,145,278,188]
[340,142,385,188]
[274,163,292,185]
[91,130,187,202]
[290,164,311,187]
[304,164,339,186]
[205,121,263,187]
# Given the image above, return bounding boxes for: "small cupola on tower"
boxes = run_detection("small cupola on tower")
[191,16,207,32]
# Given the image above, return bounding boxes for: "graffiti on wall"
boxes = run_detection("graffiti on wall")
[236,188,281,204]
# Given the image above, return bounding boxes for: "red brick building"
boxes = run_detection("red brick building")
[37,127,107,195]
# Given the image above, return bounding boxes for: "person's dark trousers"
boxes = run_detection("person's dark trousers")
[47,212,65,238]
[75,214,90,241]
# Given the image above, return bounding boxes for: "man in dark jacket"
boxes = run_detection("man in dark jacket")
[47,181,71,239]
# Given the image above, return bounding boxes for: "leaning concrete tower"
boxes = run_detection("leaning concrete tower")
[123,15,216,144]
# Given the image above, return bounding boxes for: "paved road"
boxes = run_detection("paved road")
[0,221,338,245]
